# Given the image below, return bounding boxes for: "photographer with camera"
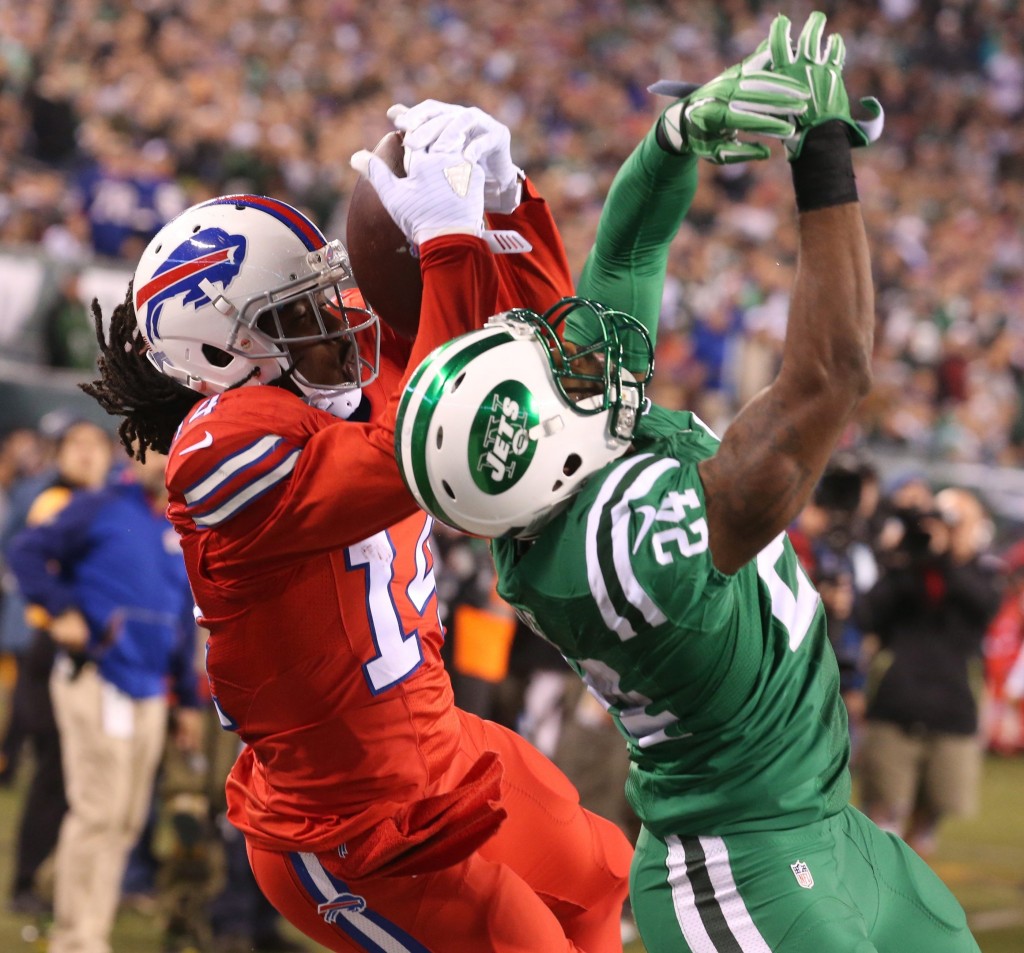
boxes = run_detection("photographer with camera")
[859,485,1002,859]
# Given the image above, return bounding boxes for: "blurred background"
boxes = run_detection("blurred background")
[0,0,1022,951]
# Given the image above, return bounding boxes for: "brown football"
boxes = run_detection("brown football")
[346,131,423,340]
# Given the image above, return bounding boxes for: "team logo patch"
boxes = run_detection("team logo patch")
[790,860,814,889]
[318,892,367,923]
[468,380,539,493]
[136,227,248,340]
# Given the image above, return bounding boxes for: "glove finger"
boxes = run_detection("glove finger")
[401,113,456,152]
[733,91,809,112]
[385,103,410,123]
[460,106,495,131]
[349,148,373,178]
[463,127,507,165]
[391,99,459,133]
[648,79,702,99]
[743,43,772,73]
[715,141,771,165]
[349,150,401,196]
[768,13,795,67]
[798,11,827,64]
[825,33,846,70]
[727,106,797,137]
[739,73,813,100]
[429,111,486,155]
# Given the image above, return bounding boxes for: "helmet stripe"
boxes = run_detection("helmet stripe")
[202,195,325,251]
[396,331,509,527]
[135,247,236,309]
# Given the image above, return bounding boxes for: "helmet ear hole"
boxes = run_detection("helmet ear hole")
[202,344,233,367]
[442,479,456,500]
[436,426,444,449]
[450,372,465,392]
[563,454,582,476]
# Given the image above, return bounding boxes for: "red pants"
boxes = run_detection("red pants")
[248,710,632,952]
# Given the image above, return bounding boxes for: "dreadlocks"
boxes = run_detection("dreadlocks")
[80,282,202,461]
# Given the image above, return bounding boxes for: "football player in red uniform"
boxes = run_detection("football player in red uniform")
[82,120,632,952]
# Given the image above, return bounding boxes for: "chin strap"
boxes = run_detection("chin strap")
[302,386,364,420]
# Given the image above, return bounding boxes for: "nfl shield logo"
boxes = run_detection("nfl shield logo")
[790,860,814,889]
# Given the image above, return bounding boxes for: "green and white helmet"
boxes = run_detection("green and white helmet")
[396,298,653,539]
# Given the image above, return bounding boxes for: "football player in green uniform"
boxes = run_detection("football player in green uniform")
[376,12,979,952]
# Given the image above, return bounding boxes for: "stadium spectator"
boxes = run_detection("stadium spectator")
[0,416,113,917]
[7,451,202,953]
[860,487,1002,859]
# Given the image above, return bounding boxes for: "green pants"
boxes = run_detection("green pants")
[630,805,980,953]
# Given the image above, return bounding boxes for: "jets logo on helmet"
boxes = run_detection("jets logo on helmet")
[472,382,538,491]
[396,300,653,539]
[135,228,247,341]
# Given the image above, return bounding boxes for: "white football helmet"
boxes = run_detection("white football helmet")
[132,194,379,396]
[396,298,653,539]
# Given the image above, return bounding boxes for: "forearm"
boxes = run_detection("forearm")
[577,125,698,336]
[368,235,500,461]
[407,235,500,374]
[8,531,79,616]
[782,204,874,403]
[701,124,873,573]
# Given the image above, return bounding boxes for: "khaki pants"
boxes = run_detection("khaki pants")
[49,660,168,953]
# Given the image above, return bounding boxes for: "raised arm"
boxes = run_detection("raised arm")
[699,13,880,574]
[700,189,872,573]
[572,29,815,356]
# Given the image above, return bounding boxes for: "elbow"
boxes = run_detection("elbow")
[794,353,872,408]
[847,355,873,403]
[827,346,873,408]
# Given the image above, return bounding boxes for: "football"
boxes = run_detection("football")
[346,131,423,340]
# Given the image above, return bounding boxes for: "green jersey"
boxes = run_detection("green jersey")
[492,404,851,838]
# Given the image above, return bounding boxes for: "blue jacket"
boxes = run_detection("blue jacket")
[8,472,199,706]
[0,469,59,654]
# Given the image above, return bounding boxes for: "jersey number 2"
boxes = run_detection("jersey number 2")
[756,533,818,651]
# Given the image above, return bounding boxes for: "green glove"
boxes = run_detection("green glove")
[654,42,812,165]
[768,11,884,159]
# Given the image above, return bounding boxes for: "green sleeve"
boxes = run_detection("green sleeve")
[572,123,698,349]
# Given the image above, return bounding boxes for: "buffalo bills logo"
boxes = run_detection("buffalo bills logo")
[317,893,367,923]
[136,228,247,341]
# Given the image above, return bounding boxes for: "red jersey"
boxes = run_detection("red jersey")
[165,188,574,852]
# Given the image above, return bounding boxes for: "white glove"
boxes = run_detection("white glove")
[350,143,485,246]
[389,101,523,214]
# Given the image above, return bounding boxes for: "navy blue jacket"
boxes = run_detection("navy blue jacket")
[8,472,199,706]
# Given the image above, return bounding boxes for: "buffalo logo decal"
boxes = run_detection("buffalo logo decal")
[317,892,367,923]
[136,227,247,340]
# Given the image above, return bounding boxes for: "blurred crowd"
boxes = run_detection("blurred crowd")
[1,0,1023,463]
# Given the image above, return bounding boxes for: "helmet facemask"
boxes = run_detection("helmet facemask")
[396,297,654,540]
[499,297,653,441]
[221,241,380,394]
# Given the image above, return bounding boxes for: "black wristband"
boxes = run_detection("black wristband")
[655,110,687,154]
[791,121,858,212]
